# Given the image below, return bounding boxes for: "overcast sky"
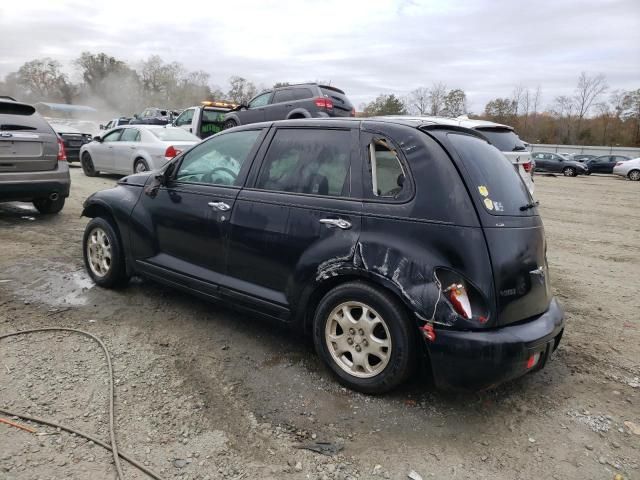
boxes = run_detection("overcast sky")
[1,0,639,112]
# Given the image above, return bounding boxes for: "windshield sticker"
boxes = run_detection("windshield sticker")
[484,198,494,210]
[493,201,504,212]
[478,185,489,197]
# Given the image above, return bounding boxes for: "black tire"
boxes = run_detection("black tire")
[83,217,129,288]
[33,196,65,214]
[312,281,416,394]
[133,158,150,174]
[223,119,238,130]
[628,169,640,181]
[563,167,576,177]
[81,152,98,177]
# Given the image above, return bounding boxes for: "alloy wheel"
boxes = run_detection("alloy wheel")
[325,301,392,378]
[86,227,112,278]
[629,170,640,181]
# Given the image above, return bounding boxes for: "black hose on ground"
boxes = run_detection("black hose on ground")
[0,327,167,480]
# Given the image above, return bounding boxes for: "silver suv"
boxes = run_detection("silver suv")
[0,99,70,214]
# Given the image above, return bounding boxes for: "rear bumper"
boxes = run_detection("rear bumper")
[426,298,565,391]
[0,161,70,201]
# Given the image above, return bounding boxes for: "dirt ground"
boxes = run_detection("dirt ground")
[1,167,639,480]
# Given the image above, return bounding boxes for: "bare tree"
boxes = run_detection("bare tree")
[573,72,607,137]
[16,58,74,101]
[552,95,575,143]
[512,85,525,116]
[408,87,429,115]
[227,76,257,104]
[428,82,447,115]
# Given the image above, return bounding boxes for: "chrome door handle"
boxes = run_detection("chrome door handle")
[319,218,352,230]
[208,201,230,211]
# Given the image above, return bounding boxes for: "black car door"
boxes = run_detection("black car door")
[591,156,607,173]
[225,126,362,320]
[129,128,267,295]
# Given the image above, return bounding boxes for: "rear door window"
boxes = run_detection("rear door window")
[272,89,293,103]
[290,88,314,101]
[256,128,351,197]
[120,128,140,142]
[475,127,525,152]
[447,133,534,216]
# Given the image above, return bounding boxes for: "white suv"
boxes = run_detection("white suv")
[385,116,534,195]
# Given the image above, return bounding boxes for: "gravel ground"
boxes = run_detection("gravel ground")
[0,166,639,480]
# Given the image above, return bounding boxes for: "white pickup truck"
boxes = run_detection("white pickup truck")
[173,101,238,139]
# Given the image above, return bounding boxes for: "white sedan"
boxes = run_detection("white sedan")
[79,125,200,176]
[613,157,640,181]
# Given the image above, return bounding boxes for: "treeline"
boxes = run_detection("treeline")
[360,74,640,147]
[0,52,261,116]
[2,53,638,146]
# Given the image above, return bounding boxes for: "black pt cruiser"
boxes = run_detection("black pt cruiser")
[82,118,565,393]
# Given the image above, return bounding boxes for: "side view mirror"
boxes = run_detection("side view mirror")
[133,114,140,119]
[93,135,102,142]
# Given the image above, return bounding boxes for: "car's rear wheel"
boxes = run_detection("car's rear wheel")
[134,158,149,173]
[563,167,576,177]
[81,152,98,177]
[33,196,65,214]
[313,281,415,394]
[628,169,640,181]
[223,119,238,130]
[83,217,129,288]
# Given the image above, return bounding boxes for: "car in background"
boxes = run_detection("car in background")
[130,108,179,126]
[0,98,69,213]
[531,152,589,176]
[174,101,237,139]
[584,154,631,174]
[222,83,355,129]
[79,125,200,176]
[81,117,563,393]
[50,123,92,163]
[385,116,535,194]
[100,117,131,130]
[613,157,640,181]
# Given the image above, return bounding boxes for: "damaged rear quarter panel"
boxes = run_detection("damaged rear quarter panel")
[312,121,496,327]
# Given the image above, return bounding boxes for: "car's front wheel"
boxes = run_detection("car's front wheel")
[313,282,416,394]
[563,167,577,177]
[628,169,640,181]
[81,152,99,177]
[223,119,238,130]
[83,217,129,288]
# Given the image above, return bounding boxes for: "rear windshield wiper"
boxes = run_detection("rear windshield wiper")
[520,200,539,211]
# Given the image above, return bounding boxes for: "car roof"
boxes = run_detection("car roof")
[380,115,514,131]
[227,117,487,139]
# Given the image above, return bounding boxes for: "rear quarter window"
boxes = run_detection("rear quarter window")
[475,128,525,152]
[447,133,534,216]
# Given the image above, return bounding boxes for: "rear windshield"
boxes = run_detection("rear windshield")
[320,87,353,111]
[475,127,525,152]
[0,112,53,133]
[149,128,199,141]
[448,133,534,216]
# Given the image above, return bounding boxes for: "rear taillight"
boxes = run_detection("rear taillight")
[57,137,67,161]
[350,107,356,117]
[523,161,532,173]
[526,352,541,369]
[164,145,182,159]
[435,268,489,326]
[314,97,334,110]
[445,284,472,319]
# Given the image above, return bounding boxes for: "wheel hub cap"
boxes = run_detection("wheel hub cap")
[325,301,392,379]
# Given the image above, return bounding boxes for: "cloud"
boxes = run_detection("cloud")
[1,0,638,112]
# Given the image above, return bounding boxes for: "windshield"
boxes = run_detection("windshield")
[475,127,525,152]
[149,128,199,141]
[448,132,534,216]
